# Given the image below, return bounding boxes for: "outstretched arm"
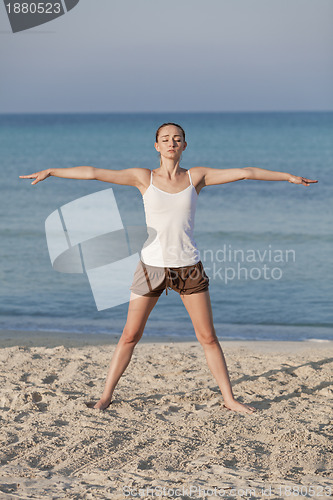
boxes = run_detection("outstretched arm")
[19,166,95,185]
[243,167,318,186]
[191,166,318,191]
[19,166,150,189]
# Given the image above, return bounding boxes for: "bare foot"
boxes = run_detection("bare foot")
[94,398,112,410]
[84,399,112,410]
[223,399,256,414]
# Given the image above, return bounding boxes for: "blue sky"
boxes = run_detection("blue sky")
[1,0,332,112]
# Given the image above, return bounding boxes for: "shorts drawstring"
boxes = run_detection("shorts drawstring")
[165,267,187,295]
[165,268,171,295]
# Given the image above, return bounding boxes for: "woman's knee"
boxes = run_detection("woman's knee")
[196,329,219,346]
[120,325,143,345]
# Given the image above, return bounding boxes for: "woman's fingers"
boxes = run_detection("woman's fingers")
[301,177,318,186]
[19,171,49,185]
[19,173,38,185]
[19,174,39,185]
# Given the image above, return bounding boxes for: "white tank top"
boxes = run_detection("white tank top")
[140,169,200,267]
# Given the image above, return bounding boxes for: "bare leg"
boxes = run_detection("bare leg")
[180,291,255,414]
[94,293,160,410]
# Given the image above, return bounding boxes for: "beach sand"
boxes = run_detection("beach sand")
[0,332,332,499]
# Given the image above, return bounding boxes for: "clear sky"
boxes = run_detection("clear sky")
[1,0,332,113]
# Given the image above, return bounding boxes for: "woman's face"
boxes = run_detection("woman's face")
[155,125,187,161]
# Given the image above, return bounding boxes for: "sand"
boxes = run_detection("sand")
[0,333,332,499]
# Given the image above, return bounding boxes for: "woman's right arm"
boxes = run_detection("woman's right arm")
[19,166,149,188]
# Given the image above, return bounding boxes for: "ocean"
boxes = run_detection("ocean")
[1,112,332,341]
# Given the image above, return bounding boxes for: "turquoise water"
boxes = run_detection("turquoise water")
[1,112,332,341]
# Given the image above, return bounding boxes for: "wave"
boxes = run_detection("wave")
[0,318,331,342]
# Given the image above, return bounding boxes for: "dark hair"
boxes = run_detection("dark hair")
[155,122,186,142]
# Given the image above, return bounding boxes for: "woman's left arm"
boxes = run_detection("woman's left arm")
[191,166,318,189]
[243,167,318,186]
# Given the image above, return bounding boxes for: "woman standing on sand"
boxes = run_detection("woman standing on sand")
[20,122,317,414]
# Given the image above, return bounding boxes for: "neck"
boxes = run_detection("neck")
[159,158,182,178]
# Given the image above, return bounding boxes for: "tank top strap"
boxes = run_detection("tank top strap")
[150,170,153,185]
[187,169,193,185]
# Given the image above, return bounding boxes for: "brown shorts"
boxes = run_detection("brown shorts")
[130,260,209,297]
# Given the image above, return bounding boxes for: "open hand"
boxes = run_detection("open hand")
[288,175,318,186]
[19,170,50,185]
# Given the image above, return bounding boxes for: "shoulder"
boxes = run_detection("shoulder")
[188,166,207,179]
[133,168,151,181]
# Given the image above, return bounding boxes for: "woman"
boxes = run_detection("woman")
[20,122,317,414]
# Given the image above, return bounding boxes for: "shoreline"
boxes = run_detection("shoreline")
[0,328,332,351]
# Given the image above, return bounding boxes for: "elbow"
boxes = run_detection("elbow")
[240,167,251,180]
[90,167,97,180]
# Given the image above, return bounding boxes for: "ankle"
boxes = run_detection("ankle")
[222,395,236,405]
[100,394,112,404]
